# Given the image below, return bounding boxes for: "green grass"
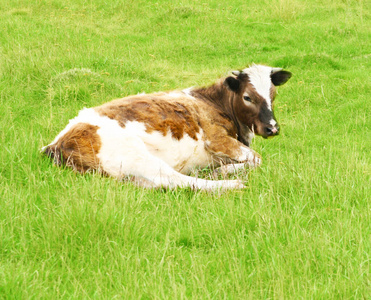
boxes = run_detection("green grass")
[0,0,370,298]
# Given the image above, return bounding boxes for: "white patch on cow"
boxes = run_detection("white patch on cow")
[95,119,241,189]
[166,91,184,98]
[166,89,195,99]
[246,131,255,145]
[243,65,273,111]
[133,127,212,175]
[269,119,277,127]
[182,87,194,97]
[182,87,195,99]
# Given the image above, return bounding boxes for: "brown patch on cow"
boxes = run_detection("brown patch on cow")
[94,93,201,140]
[44,123,101,173]
[192,81,239,134]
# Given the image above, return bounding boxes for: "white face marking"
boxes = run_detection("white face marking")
[242,65,273,111]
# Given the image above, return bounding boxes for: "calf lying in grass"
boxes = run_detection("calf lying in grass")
[43,64,291,190]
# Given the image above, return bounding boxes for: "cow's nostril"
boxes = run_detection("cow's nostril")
[265,126,279,136]
[265,127,273,135]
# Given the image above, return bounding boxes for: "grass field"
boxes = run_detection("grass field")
[0,0,370,298]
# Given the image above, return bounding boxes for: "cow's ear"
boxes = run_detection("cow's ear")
[224,76,240,92]
[271,69,292,86]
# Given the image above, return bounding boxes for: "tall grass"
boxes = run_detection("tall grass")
[0,0,370,298]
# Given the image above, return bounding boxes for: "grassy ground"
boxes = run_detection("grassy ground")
[0,0,370,298]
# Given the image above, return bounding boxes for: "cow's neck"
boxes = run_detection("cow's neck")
[192,80,253,146]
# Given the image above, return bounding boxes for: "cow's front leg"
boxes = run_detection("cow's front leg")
[207,137,261,175]
[236,145,262,167]
[212,163,246,177]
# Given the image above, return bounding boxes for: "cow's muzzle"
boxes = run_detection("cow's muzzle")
[264,125,280,137]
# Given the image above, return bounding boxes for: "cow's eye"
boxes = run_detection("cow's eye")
[243,96,252,102]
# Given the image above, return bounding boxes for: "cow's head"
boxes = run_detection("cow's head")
[224,65,291,143]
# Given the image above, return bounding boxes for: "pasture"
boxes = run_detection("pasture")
[0,0,370,298]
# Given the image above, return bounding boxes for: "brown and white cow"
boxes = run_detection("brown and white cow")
[43,64,291,190]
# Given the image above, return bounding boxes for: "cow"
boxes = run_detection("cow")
[43,64,291,190]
